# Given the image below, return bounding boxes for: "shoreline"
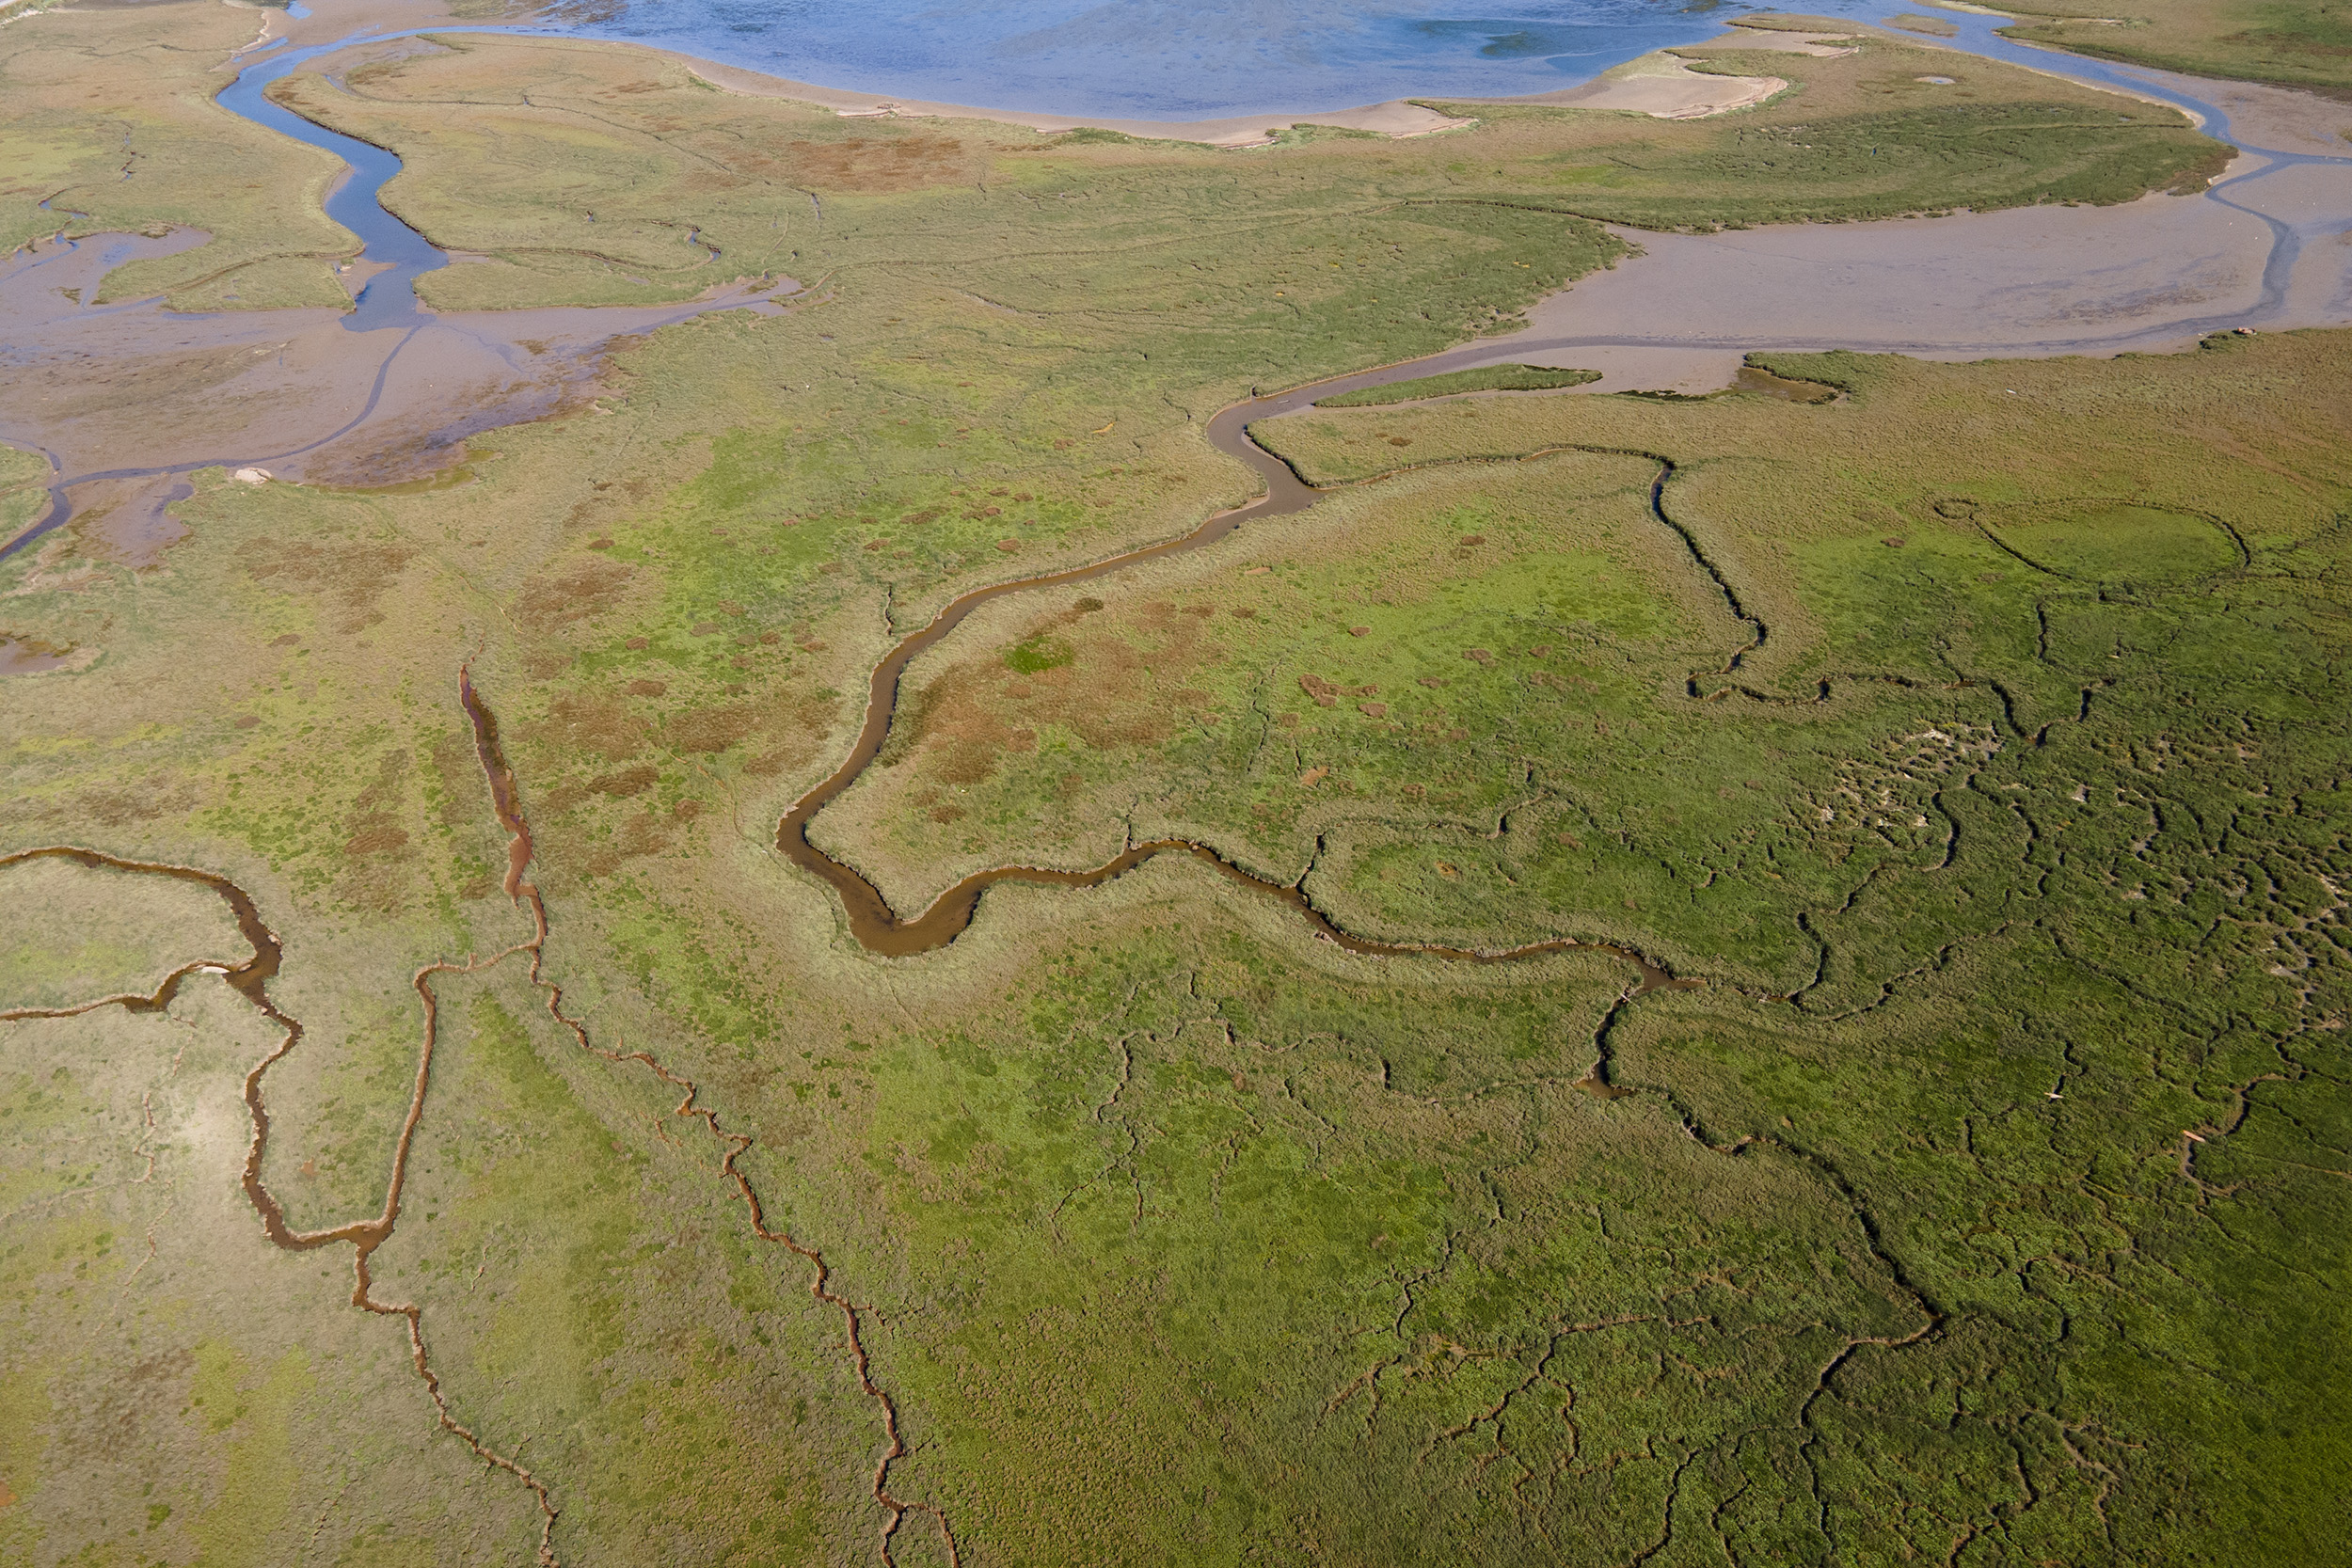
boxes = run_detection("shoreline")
[12,0,2347,562]
[267,0,1863,150]
[550,21,1866,149]
[229,0,2332,157]
[674,53,1476,150]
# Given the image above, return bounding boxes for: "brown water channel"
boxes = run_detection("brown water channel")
[777,366,1688,989]
[0,840,564,1556]
[0,673,961,1565]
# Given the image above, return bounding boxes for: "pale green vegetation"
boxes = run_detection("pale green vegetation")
[1885,11,1961,38]
[0,854,240,1007]
[0,3,2344,1564]
[1995,0,2352,99]
[0,867,544,1565]
[260,25,2221,315]
[0,2,356,308]
[1313,362,1599,406]
[0,445,48,541]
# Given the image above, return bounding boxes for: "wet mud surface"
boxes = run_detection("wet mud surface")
[774,29,2344,967]
[774,34,2344,958]
[1459,21,2352,392]
[0,229,795,562]
[0,11,798,563]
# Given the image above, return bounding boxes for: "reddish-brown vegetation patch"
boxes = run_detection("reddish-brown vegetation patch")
[238,534,416,634]
[893,606,1239,789]
[739,134,977,194]
[514,559,635,632]
[592,764,660,797]
[527,691,644,762]
[665,702,758,754]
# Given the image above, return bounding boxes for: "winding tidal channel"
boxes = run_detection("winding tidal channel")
[0,670,964,1568]
[11,2,2349,963]
[7,10,2351,1557]
[0,27,796,562]
[771,18,2352,955]
[774,380,1693,988]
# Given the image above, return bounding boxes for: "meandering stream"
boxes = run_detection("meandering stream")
[771,20,2352,957]
[0,29,794,562]
[11,4,2350,967]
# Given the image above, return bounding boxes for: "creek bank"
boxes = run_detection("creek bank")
[0,22,799,562]
[0,842,563,1559]
[776,372,1705,990]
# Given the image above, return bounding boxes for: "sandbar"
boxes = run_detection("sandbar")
[679,55,1473,150]
[1470,50,1789,122]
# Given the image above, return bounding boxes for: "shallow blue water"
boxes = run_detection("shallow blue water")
[216,35,442,329]
[552,0,1878,119]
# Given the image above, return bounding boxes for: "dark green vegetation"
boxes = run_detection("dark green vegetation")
[1418,94,2227,227]
[1313,363,1599,406]
[2000,0,2352,100]
[0,4,2343,1565]
[812,334,2352,1563]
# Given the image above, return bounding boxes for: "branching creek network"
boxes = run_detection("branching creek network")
[8,5,2352,1560]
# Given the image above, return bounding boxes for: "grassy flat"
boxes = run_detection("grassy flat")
[0,4,2344,1564]
[251,27,2223,313]
[0,1,356,308]
[1313,363,1600,405]
[1999,0,2352,99]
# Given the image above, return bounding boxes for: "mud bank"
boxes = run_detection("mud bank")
[1466,16,2352,393]
[773,368,1691,991]
[0,229,795,561]
[0,8,799,562]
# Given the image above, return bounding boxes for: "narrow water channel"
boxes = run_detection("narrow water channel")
[771,373,1684,970]
[216,35,446,332]
[771,17,2352,961]
[0,24,790,562]
[13,4,2344,972]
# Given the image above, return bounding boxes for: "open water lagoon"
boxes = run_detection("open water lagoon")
[551,0,1825,117]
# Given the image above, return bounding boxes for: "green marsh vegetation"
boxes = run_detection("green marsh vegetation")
[0,445,49,542]
[0,2,356,308]
[0,862,551,1565]
[1313,363,1601,405]
[815,334,2352,1560]
[261,24,2224,314]
[0,4,2343,1561]
[1995,0,2352,99]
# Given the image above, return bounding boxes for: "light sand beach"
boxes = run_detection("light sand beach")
[679,55,1474,149]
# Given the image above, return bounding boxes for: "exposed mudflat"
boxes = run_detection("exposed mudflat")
[1437,44,2352,393]
[1487,173,2344,393]
[0,229,795,561]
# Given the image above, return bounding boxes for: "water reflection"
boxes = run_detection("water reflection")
[560,0,1767,118]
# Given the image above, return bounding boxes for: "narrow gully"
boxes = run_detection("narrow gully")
[460,670,961,1568]
[776,376,1690,990]
[0,842,563,1564]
